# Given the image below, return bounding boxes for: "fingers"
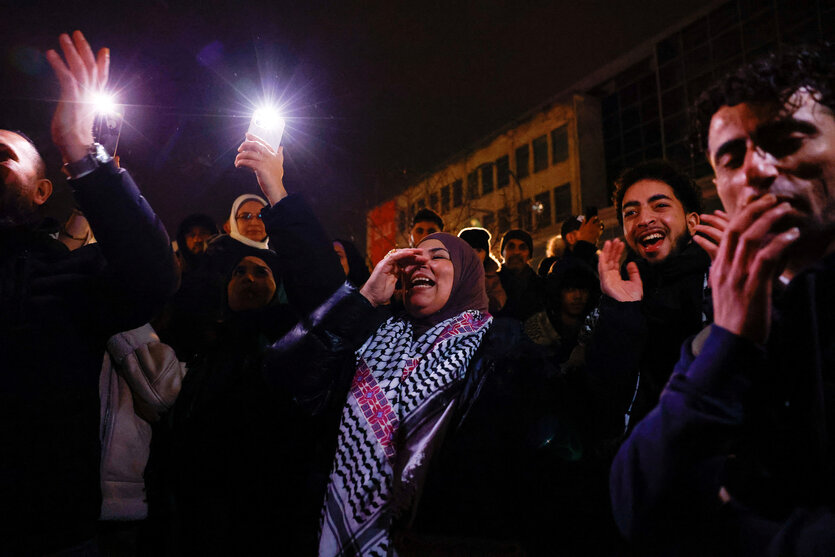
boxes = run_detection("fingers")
[45,49,77,93]
[238,137,276,157]
[728,202,802,285]
[73,30,97,77]
[693,234,718,260]
[59,33,89,85]
[96,48,110,89]
[625,261,642,286]
[748,227,800,283]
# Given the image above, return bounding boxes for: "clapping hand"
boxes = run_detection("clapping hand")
[45,31,109,163]
[598,239,643,302]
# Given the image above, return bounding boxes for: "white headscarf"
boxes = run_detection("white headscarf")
[228,193,269,250]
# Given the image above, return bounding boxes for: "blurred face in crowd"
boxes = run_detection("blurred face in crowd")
[184,225,213,255]
[236,200,267,242]
[403,238,454,318]
[333,241,350,276]
[561,287,590,318]
[707,91,835,232]
[621,180,698,264]
[410,220,440,247]
[0,130,52,228]
[502,239,531,271]
[472,247,487,263]
[227,256,276,312]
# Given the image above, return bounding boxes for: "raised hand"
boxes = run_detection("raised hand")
[693,210,729,261]
[359,248,427,307]
[576,215,603,245]
[45,31,110,163]
[235,133,287,205]
[708,194,801,344]
[598,239,643,302]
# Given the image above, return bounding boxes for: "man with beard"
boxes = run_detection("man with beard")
[583,160,710,437]
[611,43,835,556]
[497,228,545,321]
[0,32,177,554]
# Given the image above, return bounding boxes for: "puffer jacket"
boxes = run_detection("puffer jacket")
[99,324,186,520]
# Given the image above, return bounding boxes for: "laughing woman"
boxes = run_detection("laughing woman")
[266,233,588,555]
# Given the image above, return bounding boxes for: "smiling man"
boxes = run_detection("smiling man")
[611,44,835,556]
[581,160,710,439]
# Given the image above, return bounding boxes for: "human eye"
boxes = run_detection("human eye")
[233,266,246,275]
[759,134,804,159]
[623,209,637,219]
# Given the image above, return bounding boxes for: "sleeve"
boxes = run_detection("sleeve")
[609,326,760,546]
[261,193,346,317]
[71,161,179,330]
[263,284,388,415]
[106,324,187,423]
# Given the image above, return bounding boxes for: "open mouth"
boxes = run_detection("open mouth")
[409,276,435,289]
[639,232,666,251]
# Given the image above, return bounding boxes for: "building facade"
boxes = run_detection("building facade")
[367,0,833,264]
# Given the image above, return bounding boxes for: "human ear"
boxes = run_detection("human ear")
[686,212,699,235]
[33,179,53,206]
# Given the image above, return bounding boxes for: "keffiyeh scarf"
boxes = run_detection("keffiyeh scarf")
[319,309,492,557]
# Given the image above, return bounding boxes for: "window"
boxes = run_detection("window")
[517,199,533,232]
[553,183,572,225]
[440,185,451,214]
[482,211,495,232]
[534,191,551,230]
[429,193,438,211]
[467,170,479,199]
[417,198,426,209]
[496,155,510,188]
[533,135,548,173]
[452,179,463,207]
[515,145,530,179]
[481,164,494,195]
[497,207,511,234]
[397,211,407,234]
[551,126,569,164]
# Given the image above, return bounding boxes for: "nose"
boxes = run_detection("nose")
[743,145,778,191]
[637,210,655,228]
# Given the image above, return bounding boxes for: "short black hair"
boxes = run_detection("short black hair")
[613,160,702,226]
[692,42,835,155]
[10,130,46,181]
[411,208,444,231]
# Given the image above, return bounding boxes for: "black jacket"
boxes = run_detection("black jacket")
[266,285,617,555]
[156,193,345,556]
[584,242,711,438]
[0,162,178,555]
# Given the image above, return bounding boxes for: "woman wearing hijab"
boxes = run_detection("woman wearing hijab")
[267,232,580,555]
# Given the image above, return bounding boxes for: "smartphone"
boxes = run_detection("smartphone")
[247,111,285,151]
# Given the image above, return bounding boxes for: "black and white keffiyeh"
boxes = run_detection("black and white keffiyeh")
[318,309,492,557]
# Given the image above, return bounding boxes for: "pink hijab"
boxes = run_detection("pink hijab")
[408,232,489,330]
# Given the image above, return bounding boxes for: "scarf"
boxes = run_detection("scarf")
[228,193,269,249]
[319,233,492,557]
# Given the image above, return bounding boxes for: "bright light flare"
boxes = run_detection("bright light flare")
[90,92,118,115]
[252,106,283,130]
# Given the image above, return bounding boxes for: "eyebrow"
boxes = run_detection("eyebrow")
[623,193,673,211]
[712,138,745,163]
[427,247,450,255]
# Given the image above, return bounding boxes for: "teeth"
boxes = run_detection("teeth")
[642,233,664,243]
[411,277,434,288]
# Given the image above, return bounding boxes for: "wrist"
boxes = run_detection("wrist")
[58,136,94,163]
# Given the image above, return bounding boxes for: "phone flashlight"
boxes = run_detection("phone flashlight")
[247,107,285,151]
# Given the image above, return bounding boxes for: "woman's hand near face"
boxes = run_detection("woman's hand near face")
[360,248,427,307]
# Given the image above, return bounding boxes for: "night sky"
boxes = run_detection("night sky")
[3,0,706,246]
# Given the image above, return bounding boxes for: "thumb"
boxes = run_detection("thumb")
[625,262,642,285]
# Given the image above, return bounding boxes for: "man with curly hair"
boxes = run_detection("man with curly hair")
[611,43,835,556]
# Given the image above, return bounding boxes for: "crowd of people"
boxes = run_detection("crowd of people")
[1,29,833,557]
